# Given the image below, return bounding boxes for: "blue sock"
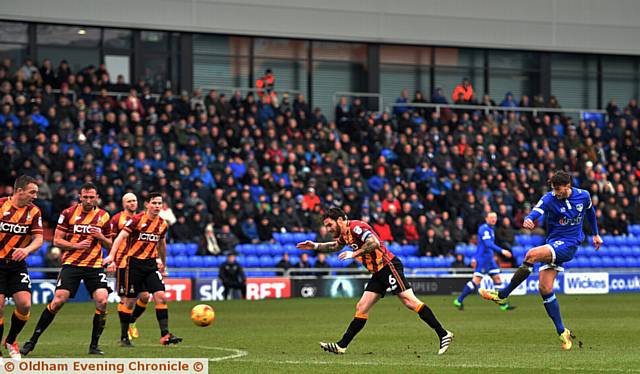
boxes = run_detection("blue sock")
[542,292,565,335]
[457,281,476,303]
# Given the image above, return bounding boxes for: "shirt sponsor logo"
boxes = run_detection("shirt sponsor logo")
[0,221,29,234]
[73,225,98,234]
[559,215,582,226]
[138,232,160,242]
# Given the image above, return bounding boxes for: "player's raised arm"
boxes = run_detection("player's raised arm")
[104,229,129,267]
[340,235,380,260]
[524,195,549,229]
[296,240,340,252]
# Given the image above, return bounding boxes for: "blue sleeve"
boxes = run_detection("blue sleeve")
[585,193,599,235]
[526,194,548,222]
[479,227,503,254]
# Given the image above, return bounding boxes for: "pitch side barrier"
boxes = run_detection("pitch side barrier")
[19,267,640,304]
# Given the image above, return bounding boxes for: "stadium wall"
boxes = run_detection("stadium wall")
[2,0,640,56]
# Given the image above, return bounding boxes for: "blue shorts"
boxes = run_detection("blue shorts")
[473,256,500,277]
[541,240,579,272]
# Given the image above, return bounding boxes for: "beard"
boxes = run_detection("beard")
[332,225,342,238]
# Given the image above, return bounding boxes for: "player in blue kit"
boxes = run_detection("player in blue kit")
[453,212,514,311]
[479,171,603,350]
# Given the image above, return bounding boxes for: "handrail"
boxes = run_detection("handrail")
[332,91,383,113]
[198,85,303,96]
[388,101,606,118]
[51,88,161,103]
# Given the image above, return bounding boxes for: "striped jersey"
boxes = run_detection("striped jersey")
[122,212,168,260]
[0,197,43,260]
[336,220,395,273]
[56,204,111,268]
[109,210,135,268]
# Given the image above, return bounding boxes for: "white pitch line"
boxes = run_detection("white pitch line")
[231,358,640,372]
[32,341,248,362]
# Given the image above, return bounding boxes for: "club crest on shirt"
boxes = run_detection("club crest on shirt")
[576,203,583,212]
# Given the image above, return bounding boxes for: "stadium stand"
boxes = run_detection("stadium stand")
[0,57,639,277]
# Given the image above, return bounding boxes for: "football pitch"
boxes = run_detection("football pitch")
[11,294,640,373]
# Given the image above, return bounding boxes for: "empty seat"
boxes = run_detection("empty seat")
[174,255,189,268]
[405,256,420,269]
[171,243,186,255]
[185,243,198,255]
[624,256,639,267]
[189,256,203,268]
[601,257,614,268]
[259,255,276,267]
[420,256,434,267]
[166,256,176,267]
[245,255,260,267]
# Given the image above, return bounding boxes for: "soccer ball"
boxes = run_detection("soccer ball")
[191,304,215,327]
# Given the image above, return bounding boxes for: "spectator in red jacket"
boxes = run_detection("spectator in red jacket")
[403,215,420,244]
[373,215,394,242]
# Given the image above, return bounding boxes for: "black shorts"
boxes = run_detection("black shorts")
[119,258,164,298]
[56,265,110,298]
[0,259,32,296]
[365,257,411,297]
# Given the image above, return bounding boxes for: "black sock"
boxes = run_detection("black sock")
[417,304,447,338]
[337,316,367,348]
[5,310,29,344]
[31,306,57,342]
[156,307,169,337]
[498,262,533,299]
[130,301,147,323]
[91,311,107,347]
[118,303,132,340]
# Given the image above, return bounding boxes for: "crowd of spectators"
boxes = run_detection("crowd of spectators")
[0,57,639,260]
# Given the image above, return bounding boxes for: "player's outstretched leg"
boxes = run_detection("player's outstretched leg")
[320,313,367,354]
[21,295,66,357]
[321,291,379,354]
[118,302,134,347]
[398,289,452,355]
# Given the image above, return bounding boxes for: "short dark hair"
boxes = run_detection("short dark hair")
[323,207,347,221]
[14,175,37,191]
[146,192,163,202]
[549,170,572,187]
[80,182,98,193]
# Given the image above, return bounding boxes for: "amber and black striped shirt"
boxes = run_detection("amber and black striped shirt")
[56,204,111,268]
[0,197,43,260]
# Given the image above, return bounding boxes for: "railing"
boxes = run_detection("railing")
[332,91,384,113]
[198,85,303,97]
[388,101,607,119]
[52,89,161,103]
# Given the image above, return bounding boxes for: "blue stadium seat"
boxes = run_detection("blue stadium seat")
[171,243,186,255]
[189,256,202,268]
[255,244,269,255]
[30,272,45,279]
[588,257,602,268]
[420,256,434,267]
[280,232,295,244]
[245,255,260,267]
[166,256,176,267]
[632,246,640,256]
[327,256,341,267]
[259,255,276,267]
[235,255,246,266]
[455,244,465,255]
[601,257,614,268]
[39,241,49,255]
[405,256,420,269]
[624,256,639,267]
[618,246,632,256]
[203,256,217,268]
[574,256,589,268]
[282,244,297,255]
[613,256,626,268]
[185,243,198,255]
[434,257,448,268]
[174,255,189,268]
[273,233,283,243]
[403,245,418,256]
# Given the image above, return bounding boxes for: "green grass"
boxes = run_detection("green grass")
[8,294,640,373]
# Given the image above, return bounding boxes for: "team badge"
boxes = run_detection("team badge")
[576,203,583,212]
